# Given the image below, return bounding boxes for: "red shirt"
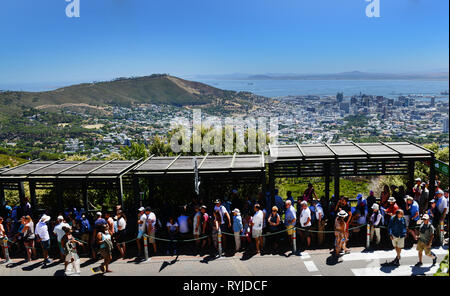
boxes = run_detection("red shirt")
[385,203,399,215]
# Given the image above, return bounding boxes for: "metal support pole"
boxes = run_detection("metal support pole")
[118,177,124,210]
[429,156,436,200]
[440,221,444,246]
[324,163,330,201]
[143,235,151,262]
[292,227,297,254]
[366,224,370,249]
[334,162,340,199]
[218,228,222,257]
[29,181,37,216]
[132,175,140,209]
[408,160,415,186]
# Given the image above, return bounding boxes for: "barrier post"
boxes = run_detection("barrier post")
[440,221,444,246]
[143,235,151,262]
[217,229,222,257]
[366,224,370,249]
[1,237,11,264]
[292,227,297,255]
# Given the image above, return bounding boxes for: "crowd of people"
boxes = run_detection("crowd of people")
[0,179,448,274]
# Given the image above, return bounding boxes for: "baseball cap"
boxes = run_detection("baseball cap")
[406,195,414,201]
[138,207,145,212]
[357,193,363,200]
[415,177,421,182]
[371,204,379,210]
[422,214,430,220]
[57,215,64,220]
[436,189,444,195]
[232,189,238,194]
[430,199,436,203]
[232,208,240,214]
[214,199,221,204]
[40,214,51,223]
[388,196,396,203]
[145,207,151,212]
[96,211,102,216]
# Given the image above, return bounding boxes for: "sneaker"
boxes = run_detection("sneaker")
[415,261,423,267]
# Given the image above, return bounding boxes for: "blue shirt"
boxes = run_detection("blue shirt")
[409,201,420,221]
[388,216,407,238]
[233,215,243,232]
[285,206,297,226]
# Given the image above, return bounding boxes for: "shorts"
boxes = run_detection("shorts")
[416,240,432,255]
[409,219,418,229]
[99,248,111,258]
[219,223,228,233]
[41,240,50,250]
[300,226,311,237]
[81,233,89,244]
[391,236,405,249]
[286,225,295,236]
[252,229,262,238]
[147,230,156,244]
[116,230,126,244]
[137,230,144,239]
[57,241,64,253]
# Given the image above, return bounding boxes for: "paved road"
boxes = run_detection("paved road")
[0,246,448,276]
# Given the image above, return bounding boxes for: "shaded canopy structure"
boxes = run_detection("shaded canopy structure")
[131,153,266,207]
[0,159,141,213]
[267,141,436,200]
[0,141,440,215]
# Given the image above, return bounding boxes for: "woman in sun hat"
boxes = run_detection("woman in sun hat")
[334,210,348,256]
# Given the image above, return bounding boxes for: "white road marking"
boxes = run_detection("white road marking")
[351,264,439,276]
[301,252,311,259]
[342,247,448,262]
[303,260,319,272]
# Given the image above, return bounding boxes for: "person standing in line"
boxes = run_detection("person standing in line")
[0,216,6,260]
[298,201,312,249]
[302,183,317,203]
[312,199,325,246]
[384,197,399,220]
[35,214,52,265]
[380,185,391,209]
[53,215,69,262]
[415,214,437,267]
[232,208,243,252]
[274,189,284,215]
[212,211,221,252]
[116,210,127,259]
[286,191,294,206]
[251,204,264,255]
[79,214,91,255]
[266,206,280,251]
[145,207,158,255]
[96,224,113,273]
[193,205,202,248]
[136,207,147,258]
[388,209,407,266]
[105,212,115,237]
[334,210,348,257]
[166,216,179,255]
[284,200,297,248]
[214,199,231,249]
[61,226,83,275]
[405,196,420,244]
[200,206,211,249]
[369,204,383,248]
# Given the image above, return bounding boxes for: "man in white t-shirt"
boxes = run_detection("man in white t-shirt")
[311,199,325,246]
[145,207,157,254]
[136,207,147,258]
[299,201,312,249]
[251,204,264,254]
[53,215,69,261]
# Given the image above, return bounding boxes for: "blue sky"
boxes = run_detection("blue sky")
[0,0,448,86]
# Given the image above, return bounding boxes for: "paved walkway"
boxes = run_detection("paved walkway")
[0,245,448,276]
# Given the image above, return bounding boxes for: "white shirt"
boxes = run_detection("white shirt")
[138,213,147,232]
[178,215,189,234]
[118,217,126,230]
[299,207,312,227]
[437,196,448,214]
[315,205,324,221]
[146,212,156,230]
[53,222,69,242]
[252,210,264,231]
[214,205,227,225]
[35,221,50,241]
[166,222,178,232]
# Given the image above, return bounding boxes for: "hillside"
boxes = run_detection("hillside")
[0,74,263,114]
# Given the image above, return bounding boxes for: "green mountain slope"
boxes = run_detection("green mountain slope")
[0,74,259,113]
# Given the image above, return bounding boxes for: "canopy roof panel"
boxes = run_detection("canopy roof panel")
[269,141,432,161]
